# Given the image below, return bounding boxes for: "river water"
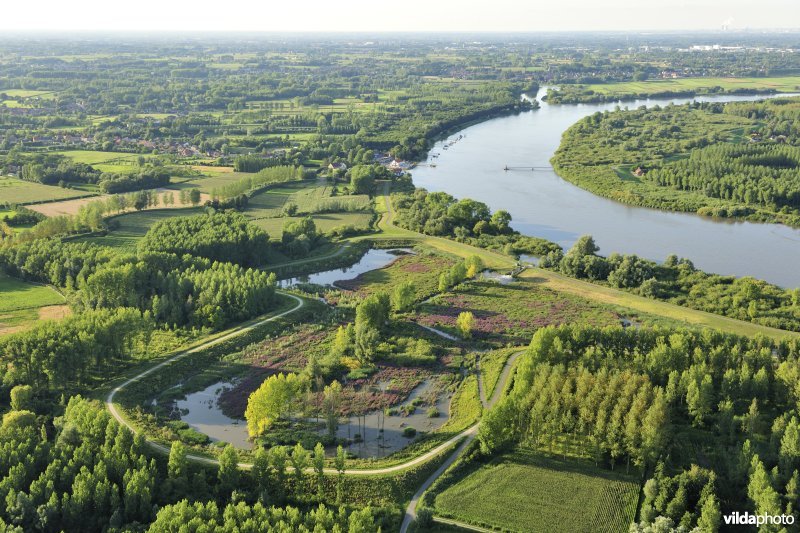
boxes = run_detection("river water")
[411,88,800,288]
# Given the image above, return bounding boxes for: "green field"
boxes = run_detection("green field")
[0,273,66,312]
[245,182,311,218]
[433,450,640,533]
[246,182,371,220]
[0,176,94,204]
[56,150,144,165]
[250,212,373,238]
[170,172,254,194]
[0,273,67,335]
[80,207,204,250]
[584,75,800,96]
[0,89,57,98]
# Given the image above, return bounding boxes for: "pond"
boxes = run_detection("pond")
[176,377,452,458]
[411,88,800,288]
[176,381,251,449]
[327,378,452,459]
[279,248,413,287]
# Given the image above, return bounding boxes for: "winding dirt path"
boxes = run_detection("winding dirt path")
[104,292,494,480]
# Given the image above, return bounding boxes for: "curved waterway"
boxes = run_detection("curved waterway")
[412,88,800,288]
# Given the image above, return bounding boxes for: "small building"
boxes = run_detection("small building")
[328,162,347,172]
[633,166,645,177]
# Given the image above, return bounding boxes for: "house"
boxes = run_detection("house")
[328,162,347,172]
[389,159,413,171]
[633,167,645,177]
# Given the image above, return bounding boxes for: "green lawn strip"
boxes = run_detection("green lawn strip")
[478,348,519,399]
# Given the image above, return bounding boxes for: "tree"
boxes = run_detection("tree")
[391,281,416,312]
[456,311,475,339]
[743,398,761,438]
[189,188,201,206]
[313,442,326,499]
[9,385,33,411]
[133,191,148,211]
[167,441,188,495]
[245,373,306,436]
[291,443,310,491]
[686,375,714,427]
[323,381,342,438]
[218,445,240,497]
[490,210,512,233]
[252,448,271,505]
[354,322,380,365]
[334,445,347,504]
[355,293,390,332]
[349,165,375,194]
[569,235,599,257]
[697,487,721,533]
[269,446,288,504]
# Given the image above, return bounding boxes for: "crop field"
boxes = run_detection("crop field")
[80,207,204,250]
[584,75,800,96]
[0,176,93,204]
[0,273,68,336]
[56,150,145,166]
[417,279,621,346]
[171,171,254,193]
[0,273,66,312]
[0,89,57,98]
[245,182,312,218]
[250,212,373,238]
[433,449,640,533]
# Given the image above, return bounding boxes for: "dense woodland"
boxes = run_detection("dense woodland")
[481,324,800,529]
[0,237,278,331]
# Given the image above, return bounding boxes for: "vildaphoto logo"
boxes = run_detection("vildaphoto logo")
[723,512,795,526]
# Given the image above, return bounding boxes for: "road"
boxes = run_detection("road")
[399,351,522,533]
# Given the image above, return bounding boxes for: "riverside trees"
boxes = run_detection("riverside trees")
[541,234,800,332]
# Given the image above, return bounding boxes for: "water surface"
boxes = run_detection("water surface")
[412,88,800,288]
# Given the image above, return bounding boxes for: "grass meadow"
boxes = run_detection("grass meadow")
[79,207,205,250]
[0,176,94,204]
[433,449,640,533]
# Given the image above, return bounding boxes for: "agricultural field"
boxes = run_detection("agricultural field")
[250,211,373,238]
[245,181,312,219]
[55,150,145,166]
[0,273,68,335]
[417,278,622,346]
[579,75,800,96]
[0,176,94,204]
[79,207,205,250]
[433,449,640,533]
[169,171,254,194]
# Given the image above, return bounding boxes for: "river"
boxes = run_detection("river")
[411,88,800,288]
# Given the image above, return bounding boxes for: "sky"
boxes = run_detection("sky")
[1,0,799,33]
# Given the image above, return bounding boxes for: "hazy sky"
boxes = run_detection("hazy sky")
[1,0,799,32]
